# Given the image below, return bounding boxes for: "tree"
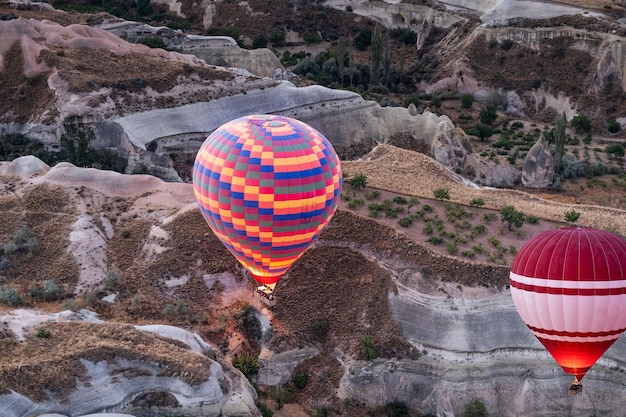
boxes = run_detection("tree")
[382,32,392,87]
[607,118,621,133]
[460,93,474,109]
[571,113,591,133]
[463,399,489,417]
[252,34,267,49]
[355,29,372,51]
[61,118,96,167]
[473,123,494,142]
[500,205,525,231]
[564,209,581,224]
[433,187,450,202]
[370,25,383,87]
[553,112,567,175]
[479,105,498,126]
[334,38,347,86]
[431,96,442,109]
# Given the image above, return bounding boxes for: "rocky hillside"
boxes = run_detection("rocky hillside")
[1,150,626,417]
[2,1,626,416]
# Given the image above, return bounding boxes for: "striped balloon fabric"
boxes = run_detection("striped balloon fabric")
[510,227,626,381]
[192,115,342,286]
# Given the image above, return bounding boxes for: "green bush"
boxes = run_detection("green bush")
[427,236,444,245]
[346,174,368,188]
[384,399,409,417]
[469,197,485,207]
[36,328,51,338]
[571,113,591,133]
[463,399,489,417]
[233,351,259,378]
[347,199,364,209]
[460,93,474,109]
[393,196,408,204]
[361,336,378,360]
[398,217,413,227]
[607,118,621,133]
[446,241,458,254]
[365,190,381,200]
[258,402,273,417]
[292,371,309,389]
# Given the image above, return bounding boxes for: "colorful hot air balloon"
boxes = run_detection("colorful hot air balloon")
[192,114,342,294]
[510,227,626,393]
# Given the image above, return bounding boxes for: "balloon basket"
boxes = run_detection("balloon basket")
[568,378,583,396]
[254,285,276,307]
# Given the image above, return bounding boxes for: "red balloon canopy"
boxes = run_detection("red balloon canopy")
[510,227,626,381]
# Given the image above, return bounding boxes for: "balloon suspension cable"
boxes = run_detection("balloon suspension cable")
[581,381,599,417]
[568,377,582,396]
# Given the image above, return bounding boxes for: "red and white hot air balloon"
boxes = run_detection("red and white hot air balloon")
[510,227,626,394]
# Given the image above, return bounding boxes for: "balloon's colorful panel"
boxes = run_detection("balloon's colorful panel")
[192,114,342,285]
[510,227,626,381]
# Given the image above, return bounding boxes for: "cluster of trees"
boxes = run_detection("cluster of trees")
[0,118,128,172]
[288,27,419,93]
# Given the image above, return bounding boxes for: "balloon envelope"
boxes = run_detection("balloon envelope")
[192,114,342,287]
[510,227,626,381]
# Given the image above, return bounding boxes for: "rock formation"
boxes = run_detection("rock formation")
[522,135,554,188]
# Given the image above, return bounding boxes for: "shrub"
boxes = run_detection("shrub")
[0,257,9,270]
[0,286,22,306]
[252,34,267,49]
[233,351,260,378]
[392,196,408,204]
[293,371,309,389]
[446,241,458,254]
[347,199,364,209]
[433,188,450,202]
[404,93,420,107]
[311,319,329,336]
[606,143,625,158]
[42,280,62,301]
[427,236,444,245]
[398,217,413,227]
[105,270,122,290]
[564,209,581,224]
[258,402,273,417]
[384,399,409,417]
[482,213,496,222]
[389,28,417,45]
[346,174,367,188]
[461,250,475,258]
[463,399,489,417]
[525,215,539,224]
[3,242,17,255]
[36,328,51,338]
[469,197,485,207]
[361,336,378,360]
[431,96,442,109]
[365,190,381,200]
[488,236,501,247]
